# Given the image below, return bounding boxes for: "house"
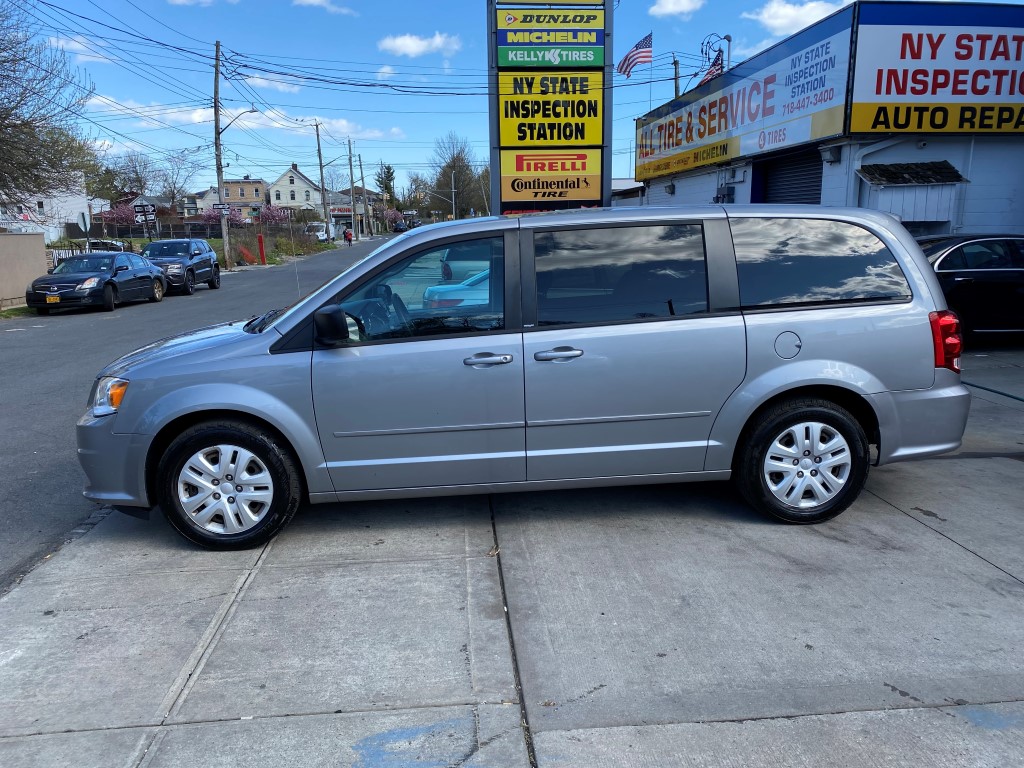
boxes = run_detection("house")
[269,164,322,211]
[220,175,268,218]
[0,181,93,244]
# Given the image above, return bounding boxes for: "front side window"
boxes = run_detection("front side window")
[533,224,708,327]
[731,217,912,308]
[114,255,130,270]
[959,240,1017,270]
[334,236,504,343]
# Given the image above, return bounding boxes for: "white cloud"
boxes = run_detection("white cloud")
[291,0,357,15]
[649,0,706,17]
[741,0,849,37]
[49,36,112,64]
[245,76,301,93]
[378,32,461,58]
[376,65,396,80]
[731,37,779,59]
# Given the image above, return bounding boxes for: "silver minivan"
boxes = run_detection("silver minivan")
[77,206,970,549]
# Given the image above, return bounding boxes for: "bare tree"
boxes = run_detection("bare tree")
[155,149,203,206]
[113,151,157,196]
[0,4,96,202]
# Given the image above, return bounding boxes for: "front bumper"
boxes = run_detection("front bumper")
[25,287,104,308]
[76,411,153,509]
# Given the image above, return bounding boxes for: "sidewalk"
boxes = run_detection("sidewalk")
[0,498,529,767]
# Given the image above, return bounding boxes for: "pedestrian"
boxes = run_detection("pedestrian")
[343,227,353,246]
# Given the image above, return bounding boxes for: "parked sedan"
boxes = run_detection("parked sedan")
[26,252,167,314]
[918,235,1024,333]
[140,239,220,295]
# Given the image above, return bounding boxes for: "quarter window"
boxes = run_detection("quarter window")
[335,236,504,343]
[731,218,911,308]
[533,224,708,326]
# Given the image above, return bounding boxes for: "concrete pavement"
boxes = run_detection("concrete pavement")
[1,347,1022,766]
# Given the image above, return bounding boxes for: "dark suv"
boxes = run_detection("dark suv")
[140,239,220,295]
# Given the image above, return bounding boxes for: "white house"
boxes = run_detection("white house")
[0,182,92,244]
[269,164,322,212]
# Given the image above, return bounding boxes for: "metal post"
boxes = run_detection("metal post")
[451,171,456,220]
[347,139,359,241]
[673,56,680,98]
[213,41,232,270]
[358,154,370,235]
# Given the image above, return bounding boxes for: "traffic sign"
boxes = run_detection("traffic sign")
[134,213,156,224]
[212,203,230,211]
[133,204,156,214]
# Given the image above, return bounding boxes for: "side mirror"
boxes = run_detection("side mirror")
[314,305,350,347]
[47,267,54,274]
[115,264,129,273]
[192,249,202,256]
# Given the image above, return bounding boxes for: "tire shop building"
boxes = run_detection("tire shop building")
[632,1,1024,235]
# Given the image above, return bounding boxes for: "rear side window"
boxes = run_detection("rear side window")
[730,218,911,308]
[533,224,708,326]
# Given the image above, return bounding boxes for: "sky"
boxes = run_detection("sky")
[32,0,1024,200]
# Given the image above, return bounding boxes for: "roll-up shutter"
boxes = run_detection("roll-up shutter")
[760,150,823,204]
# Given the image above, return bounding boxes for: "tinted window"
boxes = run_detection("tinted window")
[533,225,707,326]
[128,254,147,269]
[960,240,1016,270]
[114,255,130,270]
[731,218,911,308]
[336,236,504,342]
[936,248,966,271]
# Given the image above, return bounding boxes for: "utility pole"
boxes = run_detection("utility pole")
[347,138,359,241]
[451,171,456,220]
[213,40,232,270]
[315,122,331,238]
[358,154,370,235]
[673,56,680,98]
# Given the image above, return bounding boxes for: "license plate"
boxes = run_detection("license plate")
[46,295,60,304]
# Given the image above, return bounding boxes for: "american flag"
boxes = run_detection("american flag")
[616,33,653,78]
[698,49,724,86]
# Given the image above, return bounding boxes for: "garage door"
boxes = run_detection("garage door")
[758,149,823,204]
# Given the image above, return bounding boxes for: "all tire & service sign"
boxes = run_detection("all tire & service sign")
[636,7,852,181]
[850,2,1024,133]
[489,0,610,214]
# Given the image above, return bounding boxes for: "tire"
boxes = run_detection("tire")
[207,265,221,289]
[182,270,195,295]
[103,284,117,312]
[157,420,302,549]
[149,279,164,302]
[36,307,50,316]
[734,398,869,524]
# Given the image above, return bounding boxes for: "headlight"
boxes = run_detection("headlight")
[91,376,129,416]
[166,264,183,273]
[77,277,100,290]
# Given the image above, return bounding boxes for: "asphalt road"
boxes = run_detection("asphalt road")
[0,239,383,593]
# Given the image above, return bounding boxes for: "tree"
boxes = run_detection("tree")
[113,151,157,197]
[0,4,96,202]
[155,149,203,206]
[259,205,291,225]
[201,207,244,226]
[417,132,489,220]
[374,163,396,206]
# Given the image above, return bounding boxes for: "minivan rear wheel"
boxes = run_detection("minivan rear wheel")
[157,420,301,549]
[735,398,869,524]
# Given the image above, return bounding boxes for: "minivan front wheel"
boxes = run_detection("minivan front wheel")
[157,420,301,549]
[736,398,869,524]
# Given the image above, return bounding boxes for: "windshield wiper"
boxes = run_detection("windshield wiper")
[243,308,284,333]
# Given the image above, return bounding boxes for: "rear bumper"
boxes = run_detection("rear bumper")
[76,411,153,509]
[869,369,972,465]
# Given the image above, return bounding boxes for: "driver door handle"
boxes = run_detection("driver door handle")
[534,347,584,362]
[464,353,514,368]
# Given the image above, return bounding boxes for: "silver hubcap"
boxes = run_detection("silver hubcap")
[176,444,274,535]
[763,421,851,509]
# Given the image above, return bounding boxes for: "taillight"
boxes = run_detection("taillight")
[929,310,962,373]
[442,262,453,281]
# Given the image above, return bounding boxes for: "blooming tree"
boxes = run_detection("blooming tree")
[258,204,291,225]
[201,207,244,226]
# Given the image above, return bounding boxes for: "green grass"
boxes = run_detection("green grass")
[0,306,35,320]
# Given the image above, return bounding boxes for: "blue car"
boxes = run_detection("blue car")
[422,268,490,307]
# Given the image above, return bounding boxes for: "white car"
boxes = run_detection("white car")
[422,269,490,307]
